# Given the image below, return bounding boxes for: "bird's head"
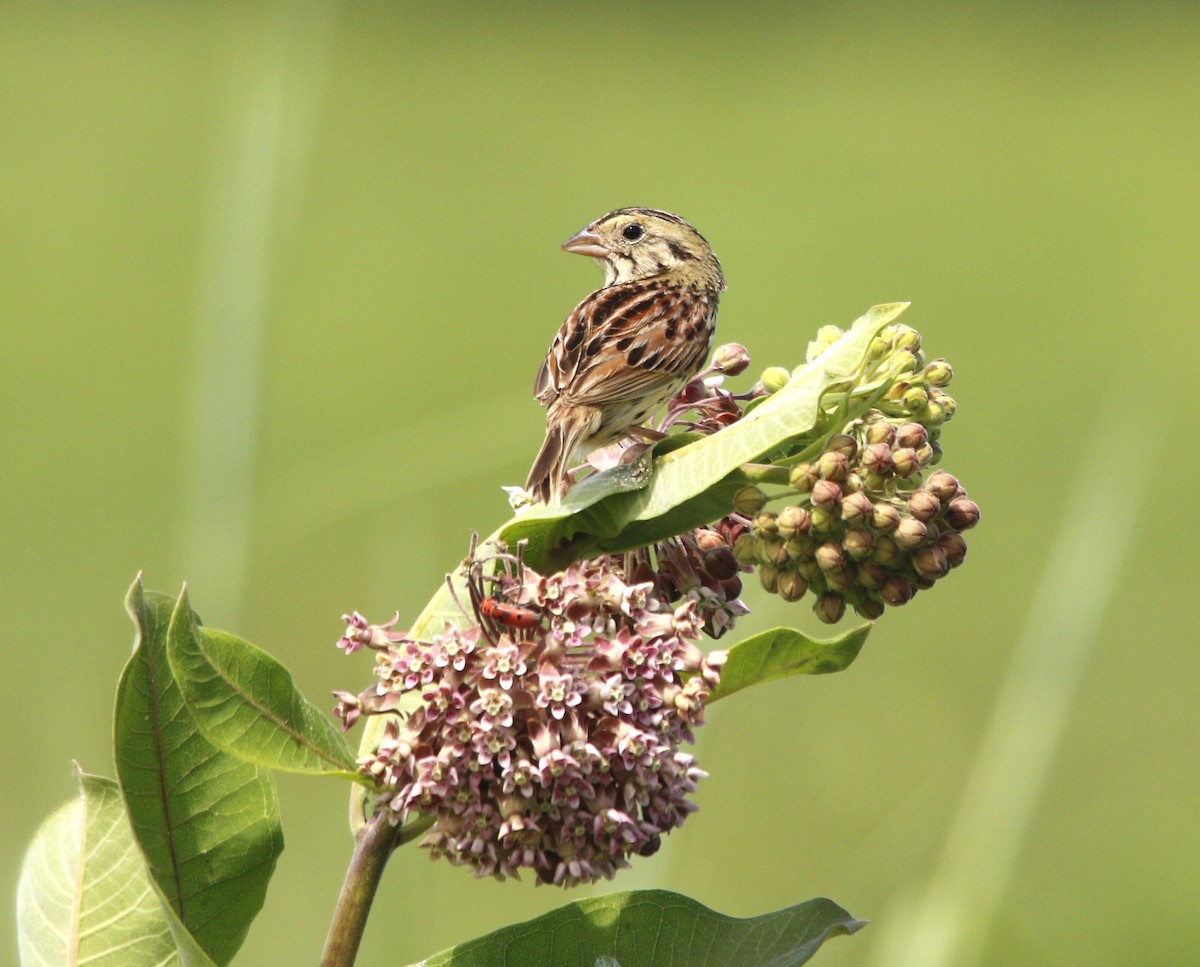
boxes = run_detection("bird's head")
[562,208,725,293]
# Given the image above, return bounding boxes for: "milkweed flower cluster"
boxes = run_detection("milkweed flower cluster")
[334,545,730,887]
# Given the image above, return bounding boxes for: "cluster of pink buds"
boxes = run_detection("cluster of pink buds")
[728,324,981,622]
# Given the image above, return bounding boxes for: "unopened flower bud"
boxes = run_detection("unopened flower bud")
[867,336,891,361]
[815,541,847,572]
[937,395,957,421]
[807,325,844,361]
[809,504,838,534]
[637,834,662,858]
[913,545,950,580]
[753,512,779,536]
[755,535,782,565]
[826,565,856,592]
[895,422,928,450]
[911,571,937,591]
[879,574,914,606]
[840,491,874,525]
[892,350,919,374]
[797,558,823,582]
[907,490,942,522]
[712,342,751,376]
[761,366,790,393]
[842,472,864,495]
[733,533,757,567]
[865,421,896,446]
[810,478,843,509]
[789,463,818,493]
[863,471,889,492]
[777,505,811,539]
[856,561,888,589]
[855,596,885,620]
[814,592,846,624]
[893,326,922,353]
[843,527,876,561]
[894,517,928,550]
[816,450,849,482]
[777,571,808,602]
[767,538,792,568]
[702,545,739,581]
[924,358,953,387]
[928,440,944,465]
[946,497,981,530]
[733,485,768,516]
[926,471,960,503]
[861,442,894,476]
[871,535,902,567]
[918,400,947,427]
[826,434,858,460]
[903,385,929,412]
[937,531,968,567]
[759,564,780,593]
[891,447,919,478]
[914,442,935,467]
[785,536,815,561]
[871,502,901,533]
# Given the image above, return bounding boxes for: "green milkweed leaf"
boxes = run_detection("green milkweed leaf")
[417,889,865,967]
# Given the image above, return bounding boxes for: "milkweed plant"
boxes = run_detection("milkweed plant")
[17,304,980,966]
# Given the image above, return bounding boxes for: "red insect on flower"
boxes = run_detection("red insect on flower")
[479,597,541,630]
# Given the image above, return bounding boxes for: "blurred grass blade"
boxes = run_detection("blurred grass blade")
[417,889,865,967]
[709,624,872,703]
[166,587,359,777]
[180,21,297,621]
[115,577,283,964]
[503,303,909,571]
[18,771,217,967]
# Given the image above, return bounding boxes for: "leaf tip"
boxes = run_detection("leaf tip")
[168,585,202,644]
[123,572,146,616]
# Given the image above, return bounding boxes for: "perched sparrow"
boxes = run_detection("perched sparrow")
[525,208,725,503]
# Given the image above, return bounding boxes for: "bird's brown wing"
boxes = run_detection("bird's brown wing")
[534,282,716,409]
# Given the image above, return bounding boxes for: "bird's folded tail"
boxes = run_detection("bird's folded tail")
[525,422,568,505]
[526,415,590,505]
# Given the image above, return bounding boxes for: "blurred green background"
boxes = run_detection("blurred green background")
[4,2,1197,964]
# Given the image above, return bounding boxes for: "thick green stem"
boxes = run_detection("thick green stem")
[320,811,401,967]
[739,463,791,486]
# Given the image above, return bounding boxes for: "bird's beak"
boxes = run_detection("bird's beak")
[561,227,609,259]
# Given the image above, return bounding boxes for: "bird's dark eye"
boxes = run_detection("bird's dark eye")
[622,223,644,241]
